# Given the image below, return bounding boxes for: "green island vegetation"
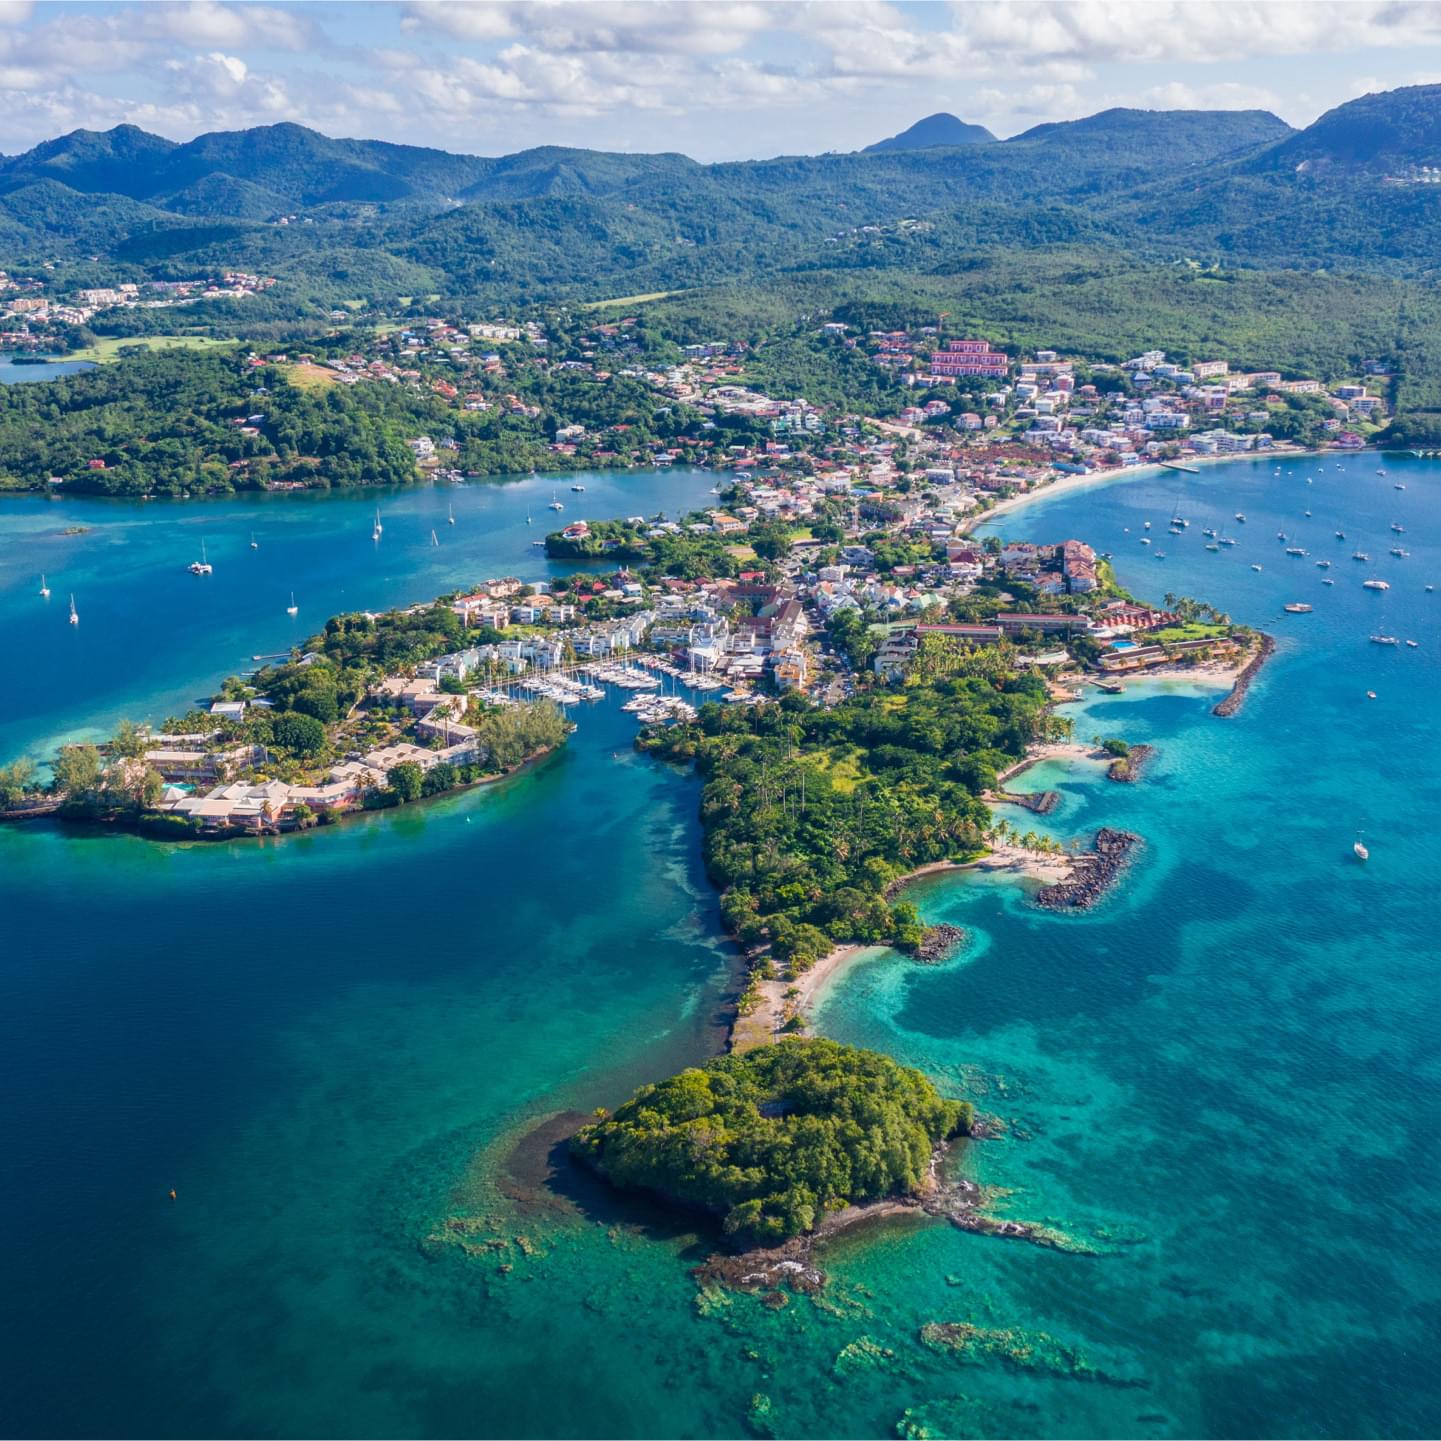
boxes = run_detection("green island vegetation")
[571,1038,973,1246]
[544,513,799,579]
[2,596,569,835]
[0,345,708,496]
[638,635,1058,984]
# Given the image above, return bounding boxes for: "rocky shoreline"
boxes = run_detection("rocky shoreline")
[1106,744,1156,784]
[1034,828,1141,910]
[909,923,967,964]
[1213,633,1276,717]
[690,1148,1097,1297]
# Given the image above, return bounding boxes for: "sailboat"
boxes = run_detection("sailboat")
[188,539,212,575]
[526,508,533,526]
[250,531,258,550]
[447,503,456,526]
[372,509,383,541]
[68,593,78,625]
[548,491,564,512]
[39,573,50,598]
[1353,837,1369,862]
[286,592,298,616]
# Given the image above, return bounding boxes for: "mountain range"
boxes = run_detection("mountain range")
[0,84,1438,298]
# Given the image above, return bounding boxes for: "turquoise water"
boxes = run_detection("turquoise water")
[2,453,1439,1437]
[0,467,717,762]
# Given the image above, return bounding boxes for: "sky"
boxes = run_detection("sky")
[3,0,1441,159]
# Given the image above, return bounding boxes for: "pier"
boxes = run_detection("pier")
[1160,461,1200,474]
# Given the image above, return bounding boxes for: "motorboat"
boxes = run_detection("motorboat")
[1283,603,1313,613]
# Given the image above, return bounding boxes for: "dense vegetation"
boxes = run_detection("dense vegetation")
[0,346,708,495]
[572,1038,972,1246]
[640,647,1054,972]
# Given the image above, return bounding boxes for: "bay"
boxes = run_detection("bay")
[1,453,1438,1438]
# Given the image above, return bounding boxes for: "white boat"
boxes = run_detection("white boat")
[1354,839,1369,861]
[570,483,585,492]
[68,594,78,625]
[1322,578,1335,585]
[1140,537,1151,545]
[1285,547,1308,556]
[1251,563,1264,571]
[1392,522,1406,533]
[1316,559,1331,568]
[1390,547,1409,558]
[188,540,212,575]
[1284,603,1313,613]
[1143,521,1151,530]
[1206,542,1220,552]
[1394,482,1406,490]
[527,509,533,526]
[1370,634,1398,644]
[1363,579,1390,590]
[448,504,456,526]
[1353,552,1370,562]
[249,531,258,550]
[373,509,383,540]
[1235,512,1246,522]
[1336,530,1346,539]
[39,573,50,598]
[1220,535,1238,546]
[1406,639,1419,648]
[548,493,564,512]
[286,592,298,616]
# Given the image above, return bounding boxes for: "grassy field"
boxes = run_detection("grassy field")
[1152,623,1232,643]
[284,361,338,391]
[65,335,239,364]
[581,289,690,311]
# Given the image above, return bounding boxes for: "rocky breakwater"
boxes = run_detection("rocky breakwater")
[909,924,967,964]
[1106,744,1156,784]
[1034,828,1141,911]
[1213,633,1276,717]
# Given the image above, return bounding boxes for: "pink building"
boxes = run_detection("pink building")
[928,339,1009,378]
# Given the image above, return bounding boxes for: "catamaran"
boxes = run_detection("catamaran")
[38,573,49,598]
[548,492,565,511]
[188,540,212,575]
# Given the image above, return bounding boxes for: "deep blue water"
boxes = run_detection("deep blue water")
[1,452,1438,1438]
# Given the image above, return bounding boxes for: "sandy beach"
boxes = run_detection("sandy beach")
[959,445,1313,538]
[730,944,874,1052]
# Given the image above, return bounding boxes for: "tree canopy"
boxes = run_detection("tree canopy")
[572,1038,972,1247]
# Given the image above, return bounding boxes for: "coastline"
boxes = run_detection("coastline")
[960,445,1315,538]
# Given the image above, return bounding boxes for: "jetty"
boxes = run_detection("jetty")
[1034,828,1140,910]
[1159,461,1200,474]
[1213,633,1277,717]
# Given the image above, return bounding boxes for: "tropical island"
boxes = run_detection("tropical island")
[571,1037,972,1247]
